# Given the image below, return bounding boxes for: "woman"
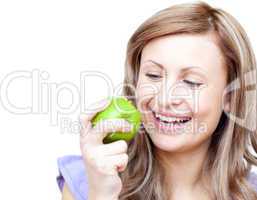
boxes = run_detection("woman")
[57,2,257,199]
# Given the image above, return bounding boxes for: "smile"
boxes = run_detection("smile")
[151,110,193,133]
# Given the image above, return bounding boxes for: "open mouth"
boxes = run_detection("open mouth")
[152,110,192,126]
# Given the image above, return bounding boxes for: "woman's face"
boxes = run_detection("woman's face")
[135,33,228,153]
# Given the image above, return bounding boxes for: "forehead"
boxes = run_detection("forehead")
[140,33,226,76]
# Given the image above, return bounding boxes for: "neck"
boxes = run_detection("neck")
[155,138,211,194]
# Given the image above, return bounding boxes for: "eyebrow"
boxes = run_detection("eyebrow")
[142,59,208,77]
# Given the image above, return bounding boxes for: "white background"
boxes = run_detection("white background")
[0,0,256,199]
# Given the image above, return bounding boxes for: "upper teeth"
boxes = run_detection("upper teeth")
[155,113,190,123]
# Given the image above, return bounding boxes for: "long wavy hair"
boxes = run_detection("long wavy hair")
[119,1,257,200]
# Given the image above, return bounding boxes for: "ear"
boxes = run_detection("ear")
[224,101,230,113]
[223,93,231,113]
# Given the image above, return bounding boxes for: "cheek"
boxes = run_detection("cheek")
[195,92,213,117]
[136,80,158,112]
[195,88,224,135]
[194,83,224,115]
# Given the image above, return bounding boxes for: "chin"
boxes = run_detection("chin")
[143,114,211,153]
[148,129,195,152]
[149,131,212,155]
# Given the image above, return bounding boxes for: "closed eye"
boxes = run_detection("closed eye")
[183,80,203,87]
[145,73,162,79]
[145,73,203,88]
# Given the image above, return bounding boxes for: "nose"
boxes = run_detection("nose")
[156,79,190,111]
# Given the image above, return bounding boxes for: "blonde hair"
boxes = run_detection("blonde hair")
[120,1,257,200]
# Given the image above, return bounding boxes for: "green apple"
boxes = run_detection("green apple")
[91,96,141,144]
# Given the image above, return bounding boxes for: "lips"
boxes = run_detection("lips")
[150,109,192,134]
[151,110,192,124]
[153,109,192,118]
[154,114,191,125]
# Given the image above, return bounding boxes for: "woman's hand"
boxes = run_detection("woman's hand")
[79,98,132,200]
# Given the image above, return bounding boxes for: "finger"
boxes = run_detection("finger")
[117,162,128,173]
[95,140,128,156]
[96,153,129,175]
[80,97,111,125]
[81,140,128,167]
[90,118,133,144]
[79,115,92,140]
[79,98,111,136]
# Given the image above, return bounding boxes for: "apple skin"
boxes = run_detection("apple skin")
[91,96,141,144]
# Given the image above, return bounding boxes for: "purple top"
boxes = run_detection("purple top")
[57,155,89,200]
[56,155,257,200]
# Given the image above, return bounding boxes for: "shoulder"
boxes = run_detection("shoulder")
[247,171,257,192]
[56,155,88,200]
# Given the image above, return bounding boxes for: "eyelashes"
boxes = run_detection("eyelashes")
[182,79,203,87]
[145,73,161,80]
[145,73,203,88]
